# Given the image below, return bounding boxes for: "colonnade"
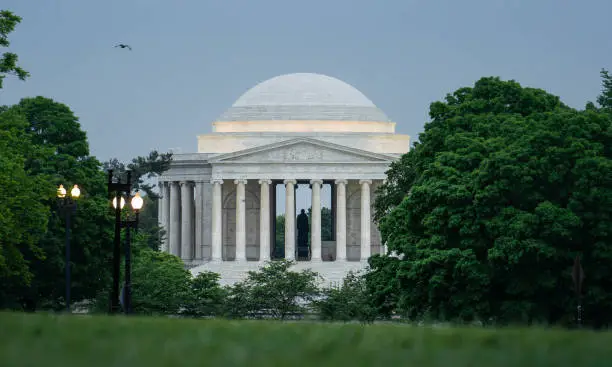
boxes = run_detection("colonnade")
[158,178,376,262]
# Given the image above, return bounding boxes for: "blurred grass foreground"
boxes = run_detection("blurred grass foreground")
[1,312,611,367]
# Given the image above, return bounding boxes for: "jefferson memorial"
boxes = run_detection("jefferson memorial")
[158,73,410,285]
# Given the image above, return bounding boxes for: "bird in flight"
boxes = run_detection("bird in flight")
[114,44,132,50]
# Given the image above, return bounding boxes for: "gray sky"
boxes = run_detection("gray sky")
[2,0,611,214]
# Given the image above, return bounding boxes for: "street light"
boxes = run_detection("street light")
[119,191,143,315]
[56,184,80,313]
[112,196,126,209]
[131,192,144,211]
[107,170,143,315]
[107,170,131,314]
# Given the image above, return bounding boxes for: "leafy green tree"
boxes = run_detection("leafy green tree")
[226,260,321,320]
[0,110,53,308]
[364,254,401,318]
[90,247,191,315]
[373,152,420,223]
[223,282,254,319]
[6,96,113,311]
[0,10,29,89]
[597,69,612,111]
[182,271,226,317]
[315,271,376,323]
[371,75,612,327]
[129,248,192,315]
[274,214,285,257]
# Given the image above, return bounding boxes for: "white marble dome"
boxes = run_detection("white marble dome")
[216,73,390,122]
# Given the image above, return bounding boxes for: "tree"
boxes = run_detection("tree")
[5,96,114,311]
[315,270,376,323]
[597,69,612,112]
[274,214,285,257]
[364,254,401,318]
[225,260,321,320]
[223,282,254,319]
[371,76,612,327]
[0,109,53,308]
[129,249,192,315]
[182,271,226,317]
[89,242,192,316]
[0,10,29,89]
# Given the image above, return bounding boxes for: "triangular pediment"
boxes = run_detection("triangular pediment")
[208,138,395,164]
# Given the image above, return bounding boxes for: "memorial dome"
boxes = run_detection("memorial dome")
[215,73,390,123]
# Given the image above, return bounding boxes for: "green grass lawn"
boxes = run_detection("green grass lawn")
[0,312,610,367]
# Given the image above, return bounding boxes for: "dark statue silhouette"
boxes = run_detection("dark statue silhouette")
[297,209,310,259]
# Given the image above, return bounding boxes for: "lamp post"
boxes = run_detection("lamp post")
[572,254,585,328]
[107,170,131,314]
[56,184,81,313]
[113,191,143,315]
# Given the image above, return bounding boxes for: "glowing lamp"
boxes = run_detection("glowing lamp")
[112,196,126,209]
[57,184,67,198]
[131,192,144,211]
[70,185,81,199]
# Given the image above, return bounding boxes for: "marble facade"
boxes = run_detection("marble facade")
[158,73,410,285]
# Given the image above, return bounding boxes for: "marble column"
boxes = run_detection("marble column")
[284,179,296,260]
[359,179,372,261]
[194,181,204,260]
[259,179,272,261]
[310,179,323,261]
[180,181,194,261]
[169,182,181,257]
[234,179,247,261]
[163,183,171,252]
[211,179,223,261]
[335,179,347,261]
[158,182,168,252]
[158,181,164,246]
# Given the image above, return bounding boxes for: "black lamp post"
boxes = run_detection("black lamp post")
[56,183,81,313]
[572,254,585,328]
[107,170,143,315]
[114,191,143,315]
[107,170,131,314]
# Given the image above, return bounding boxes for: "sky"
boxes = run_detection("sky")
[2,0,611,213]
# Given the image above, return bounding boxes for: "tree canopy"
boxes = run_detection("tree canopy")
[0,10,29,89]
[224,260,321,320]
[0,96,114,310]
[369,75,612,327]
[597,69,612,112]
[0,109,53,307]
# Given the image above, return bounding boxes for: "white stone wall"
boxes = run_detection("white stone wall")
[198,133,410,155]
[190,260,370,287]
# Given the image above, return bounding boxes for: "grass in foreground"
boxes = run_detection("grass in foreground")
[0,312,611,367]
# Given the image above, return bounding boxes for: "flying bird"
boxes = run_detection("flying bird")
[114,44,132,50]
